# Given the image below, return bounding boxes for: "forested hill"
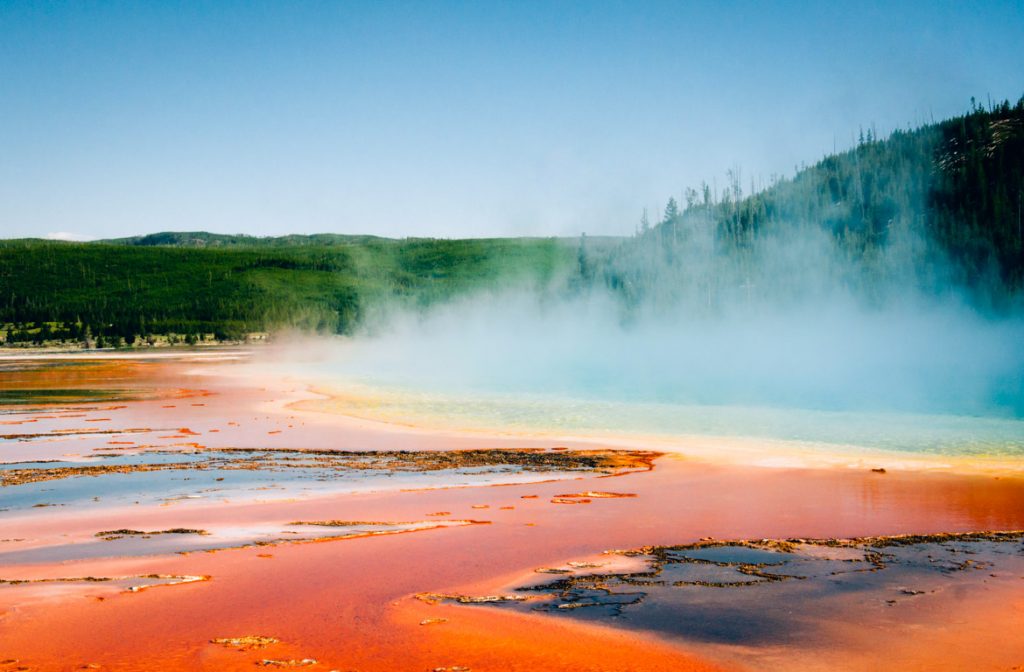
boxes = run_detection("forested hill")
[1,97,1022,346]
[597,96,1024,310]
[0,237,586,345]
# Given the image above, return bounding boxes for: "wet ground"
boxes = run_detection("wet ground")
[429,532,1024,663]
[2,352,1024,671]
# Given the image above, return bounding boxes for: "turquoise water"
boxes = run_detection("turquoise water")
[270,301,1024,460]
[302,373,1024,458]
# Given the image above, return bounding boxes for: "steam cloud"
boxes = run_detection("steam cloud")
[312,214,1024,419]
[268,193,1024,422]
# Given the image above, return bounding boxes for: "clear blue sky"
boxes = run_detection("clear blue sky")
[2,1,1022,240]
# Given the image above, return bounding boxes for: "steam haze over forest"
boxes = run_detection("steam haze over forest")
[2,2,1023,421]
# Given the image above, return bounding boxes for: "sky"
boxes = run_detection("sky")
[1,1,1022,241]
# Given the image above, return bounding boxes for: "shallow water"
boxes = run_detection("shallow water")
[444,535,1024,650]
[0,519,471,565]
[0,388,133,405]
[0,448,597,511]
[2,354,1024,672]
[300,373,1024,458]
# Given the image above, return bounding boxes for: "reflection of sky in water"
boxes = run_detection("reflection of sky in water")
[0,450,584,511]
[0,520,453,565]
[666,546,790,565]
[495,538,1024,648]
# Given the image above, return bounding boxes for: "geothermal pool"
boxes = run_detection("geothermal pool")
[1,350,1023,671]
[295,375,1024,459]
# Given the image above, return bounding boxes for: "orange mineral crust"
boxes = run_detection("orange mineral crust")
[0,512,723,671]
[3,353,1024,671]
[4,461,1024,670]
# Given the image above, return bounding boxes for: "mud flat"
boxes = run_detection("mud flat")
[2,352,1024,671]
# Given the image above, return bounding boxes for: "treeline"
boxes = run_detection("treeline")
[1,320,215,347]
[591,96,1024,311]
[2,98,1021,341]
[0,237,578,345]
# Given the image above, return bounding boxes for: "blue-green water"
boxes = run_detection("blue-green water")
[312,378,1024,458]
[270,300,1024,460]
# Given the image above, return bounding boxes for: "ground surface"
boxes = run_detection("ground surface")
[1,351,1023,671]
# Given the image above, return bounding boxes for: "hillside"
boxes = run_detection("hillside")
[2,97,1022,346]
[0,236,584,344]
[599,96,1024,312]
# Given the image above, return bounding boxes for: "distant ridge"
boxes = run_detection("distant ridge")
[2,97,1022,344]
[99,231,609,248]
[102,231,396,248]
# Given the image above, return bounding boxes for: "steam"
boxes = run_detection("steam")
[326,289,1023,418]
[314,208,1024,420]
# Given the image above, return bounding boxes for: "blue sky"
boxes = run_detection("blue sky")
[1,1,1022,240]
